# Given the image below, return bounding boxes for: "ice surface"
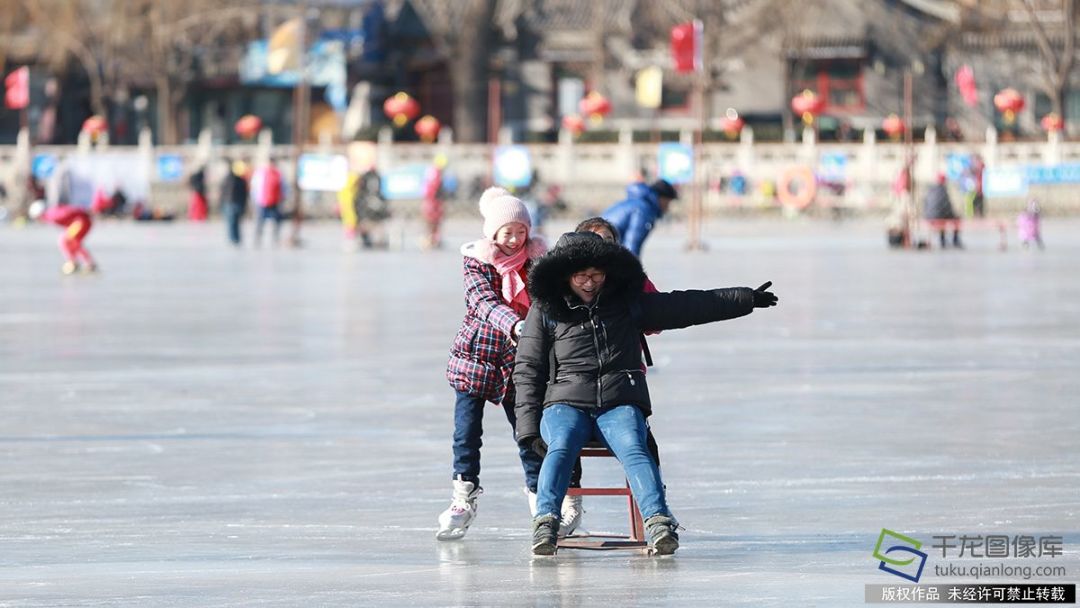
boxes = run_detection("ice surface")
[1,218,1077,606]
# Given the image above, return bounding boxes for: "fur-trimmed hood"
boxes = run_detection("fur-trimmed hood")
[527,232,646,322]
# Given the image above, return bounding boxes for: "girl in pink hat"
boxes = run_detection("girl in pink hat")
[437,187,549,540]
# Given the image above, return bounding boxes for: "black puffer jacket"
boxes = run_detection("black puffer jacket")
[513,233,756,446]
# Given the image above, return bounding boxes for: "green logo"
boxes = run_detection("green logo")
[874,528,928,582]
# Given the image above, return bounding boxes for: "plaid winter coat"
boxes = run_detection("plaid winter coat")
[446,256,527,404]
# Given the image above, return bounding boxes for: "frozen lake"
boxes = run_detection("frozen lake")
[1,216,1077,606]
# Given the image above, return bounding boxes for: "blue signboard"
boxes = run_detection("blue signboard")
[32,154,57,180]
[1025,163,1080,185]
[493,146,533,188]
[156,154,184,182]
[983,162,1080,198]
[657,143,694,184]
[298,153,349,192]
[239,39,346,88]
[381,165,428,200]
[818,153,847,182]
[983,166,1028,198]
[945,153,972,183]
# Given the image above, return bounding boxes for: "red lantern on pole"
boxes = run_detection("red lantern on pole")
[234,114,262,140]
[791,90,825,125]
[81,115,108,139]
[882,114,906,139]
[414,115,441,142]
[579,91,612,125]
[993,88,1025,124]
[561,114,586,136]
[1041,112,1064,132]
[383,92,420,127]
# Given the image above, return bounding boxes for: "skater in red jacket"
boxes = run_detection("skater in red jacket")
[29,202,98,274]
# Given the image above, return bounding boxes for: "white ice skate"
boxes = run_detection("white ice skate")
[435,479,481,541]
[525,487,538,517]
[559,494,585,537]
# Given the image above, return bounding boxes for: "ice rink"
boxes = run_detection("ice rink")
[2,217,1077,606]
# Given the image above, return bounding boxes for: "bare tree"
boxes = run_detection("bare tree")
[1019,0,1077,123]
[410,0,499,143]
[140,2,261,144]
[12,0,260,144]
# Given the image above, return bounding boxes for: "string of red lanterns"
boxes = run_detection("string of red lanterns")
[790,90,825,125]
[882,114,905,139]
[1040,112,1064,133]
[414,115,441,142]
[561,114,586,137]
[383,92,421,128]
[579,91,612,125]
[81,115,108,139]
[993,88,1025,125]
[234,114,262,140]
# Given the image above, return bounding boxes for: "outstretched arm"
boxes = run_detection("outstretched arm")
[638,282,778,331]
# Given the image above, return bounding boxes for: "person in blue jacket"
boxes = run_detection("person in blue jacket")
[600,179,678,257]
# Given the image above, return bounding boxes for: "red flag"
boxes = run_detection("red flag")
[5,67,30,110]
[671,21,702,74]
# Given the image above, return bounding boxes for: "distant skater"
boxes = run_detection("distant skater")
[29,202,98,274]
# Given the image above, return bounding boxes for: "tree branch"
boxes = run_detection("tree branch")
[1022,0,1063,87]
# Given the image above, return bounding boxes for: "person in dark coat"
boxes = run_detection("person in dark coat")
[600,179,678,257]
[923,173,963,249]
[513,232,778,555]
[221,159,249,246]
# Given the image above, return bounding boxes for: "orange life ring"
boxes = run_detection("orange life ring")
[777,166,816,209]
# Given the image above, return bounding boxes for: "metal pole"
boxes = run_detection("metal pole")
[687,77,705,251]
[289,2,310,248]
[687,17,706,252]
[903,70,916,248]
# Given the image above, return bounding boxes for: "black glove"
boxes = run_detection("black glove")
[531,438,548,457]
[752,281,778,308]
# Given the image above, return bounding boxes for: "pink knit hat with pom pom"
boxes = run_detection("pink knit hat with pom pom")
[479,186,531,239]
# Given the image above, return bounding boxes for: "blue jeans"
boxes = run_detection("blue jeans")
[224,204,244,245]
[452,390,543,493]
[255,206,282,244]
[536,403,671,520]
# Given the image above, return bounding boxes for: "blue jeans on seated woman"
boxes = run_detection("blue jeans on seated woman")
[536,403,671,521]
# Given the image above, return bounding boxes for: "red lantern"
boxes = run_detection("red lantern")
[720,115,745,139]
[414,115,441,142]
[234,114,262,139]
[791,90,825,125]
[994,88,1025,124]
[579,91,612,124]
[882,114,905,139]
[383,92,420,127]
[81,115,108,138]
[670,22,699,74]
[561,114,586,136]
[1041,112,1064,132]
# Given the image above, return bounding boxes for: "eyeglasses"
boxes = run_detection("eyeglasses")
[571,271,606,285]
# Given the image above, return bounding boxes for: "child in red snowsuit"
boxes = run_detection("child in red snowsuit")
[33,204,98,274]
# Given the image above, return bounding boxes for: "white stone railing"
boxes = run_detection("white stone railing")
[3,125,1079,216]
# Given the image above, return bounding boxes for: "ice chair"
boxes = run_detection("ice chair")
[557,441,647,550]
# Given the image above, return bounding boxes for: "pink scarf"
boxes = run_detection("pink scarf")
[461,237,547,316]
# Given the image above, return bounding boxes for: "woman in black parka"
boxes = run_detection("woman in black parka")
[513,232,778,555]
